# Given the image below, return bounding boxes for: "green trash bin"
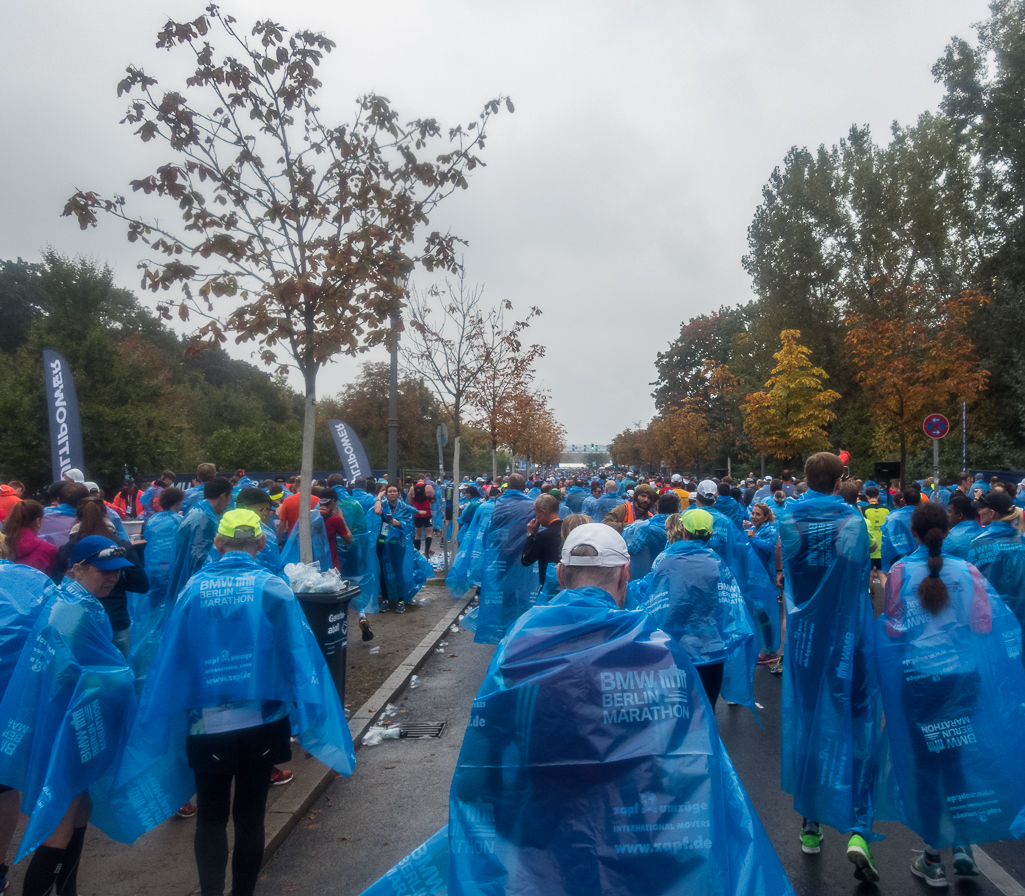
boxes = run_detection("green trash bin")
[295,583,361,701]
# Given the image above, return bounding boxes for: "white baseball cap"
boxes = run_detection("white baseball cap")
[560,523,629,567]
[696,479,718,500]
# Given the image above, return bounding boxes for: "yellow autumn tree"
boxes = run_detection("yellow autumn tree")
[651,404,716,472]
[742,330,840,463]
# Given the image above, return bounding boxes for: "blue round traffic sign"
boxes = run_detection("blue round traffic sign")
[923,414,950,439]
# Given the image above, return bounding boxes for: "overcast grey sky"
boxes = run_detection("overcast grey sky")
[1,0,992,444]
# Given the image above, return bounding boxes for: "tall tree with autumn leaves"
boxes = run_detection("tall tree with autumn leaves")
[64,6,512,562]
[845,284,988,485]
[742,330,840,465]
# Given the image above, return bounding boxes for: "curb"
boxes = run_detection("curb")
[262,584,476,862]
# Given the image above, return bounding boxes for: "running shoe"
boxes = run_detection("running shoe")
[757,653,778,665]
[800,825,822,854]
[359,617,374,642]
[911,853,948,887]
[175,801,197,818]
[270,767,293,786]
[396,601,405,614]
[378,601,389,613]
[952,844,979,877]
[847,834,880,883]
[769,656,783,675]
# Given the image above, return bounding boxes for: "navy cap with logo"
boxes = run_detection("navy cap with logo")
[70,535,133,570]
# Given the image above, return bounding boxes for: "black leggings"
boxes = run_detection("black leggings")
[188,717,291,896]
[697,662,725,709]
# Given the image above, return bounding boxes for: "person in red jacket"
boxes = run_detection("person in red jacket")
[111,477,144,519]
[0,484,19,523]
[317,490,353,570]
[1,500,58,575]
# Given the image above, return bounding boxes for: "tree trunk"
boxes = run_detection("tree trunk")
[298,382,316,565]
[451,434,460,564]
[491,441,498,482]
[899,430,907,491]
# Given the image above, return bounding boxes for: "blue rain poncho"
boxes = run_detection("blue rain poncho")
[433,482,445,530]
[580,495,600,518]
[641,540,758,711]
[565,486,588,514]
[180,484,205,514]
[476,490,538,644]
[686,507,779,654]
[338,530,381,614]
[107,552,355,843]
[334,488,369,536]
[165,500,220,602]
[377,500,426,603]
[714,495,747,531]
[0,580,136,861]
[39,503,128,548]
[968,520,1025,652]
[747,521,779,581]
[0,562,55,695]
[357,827,449,896]
[875,548,1025,846]
[778,491,880,839]
[881,505,916,571]
[448,586,794,896]
[128,510,182,684]
[446,501,495,600]
[623,514,668,581]
[280,510,332,571]
[591,493,624,522]
[352,488,377,515]
[942,519,982,561]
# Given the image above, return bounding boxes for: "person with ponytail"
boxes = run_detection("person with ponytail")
[0,501,57,575]
[52,498,147,658]
[877,502,1025,885]
[967,489,1025,651]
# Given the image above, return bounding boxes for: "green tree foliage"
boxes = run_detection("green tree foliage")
[0,253,303,493]
[652,306,749,412]
[651,4,1025,476]
[933,1,1025,450]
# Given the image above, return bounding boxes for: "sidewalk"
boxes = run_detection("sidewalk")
[4,578,474,896]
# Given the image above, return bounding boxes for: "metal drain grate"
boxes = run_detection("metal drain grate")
[398,722,446,739]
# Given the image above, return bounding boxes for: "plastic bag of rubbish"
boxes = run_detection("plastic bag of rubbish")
[285,563,347,593]
[363,726,401,746]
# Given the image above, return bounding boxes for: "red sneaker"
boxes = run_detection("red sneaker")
[756,653,779,665]
[270,767,293,786]
[175,801,197,818]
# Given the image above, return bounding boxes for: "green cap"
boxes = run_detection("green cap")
[217,508,262,538]
[682,509,714,537]
[550,488,562,499]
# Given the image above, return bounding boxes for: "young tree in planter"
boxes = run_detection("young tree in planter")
[465,305,544,481]
[402,272,504,551]
[63,5,512,562]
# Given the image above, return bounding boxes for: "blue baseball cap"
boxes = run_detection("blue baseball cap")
[70,536,133,571]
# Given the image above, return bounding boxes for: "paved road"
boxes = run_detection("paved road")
[259,618,495,894]
[261,623,1025,896]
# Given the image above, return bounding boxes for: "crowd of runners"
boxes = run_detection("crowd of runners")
[0,456,1023,894]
